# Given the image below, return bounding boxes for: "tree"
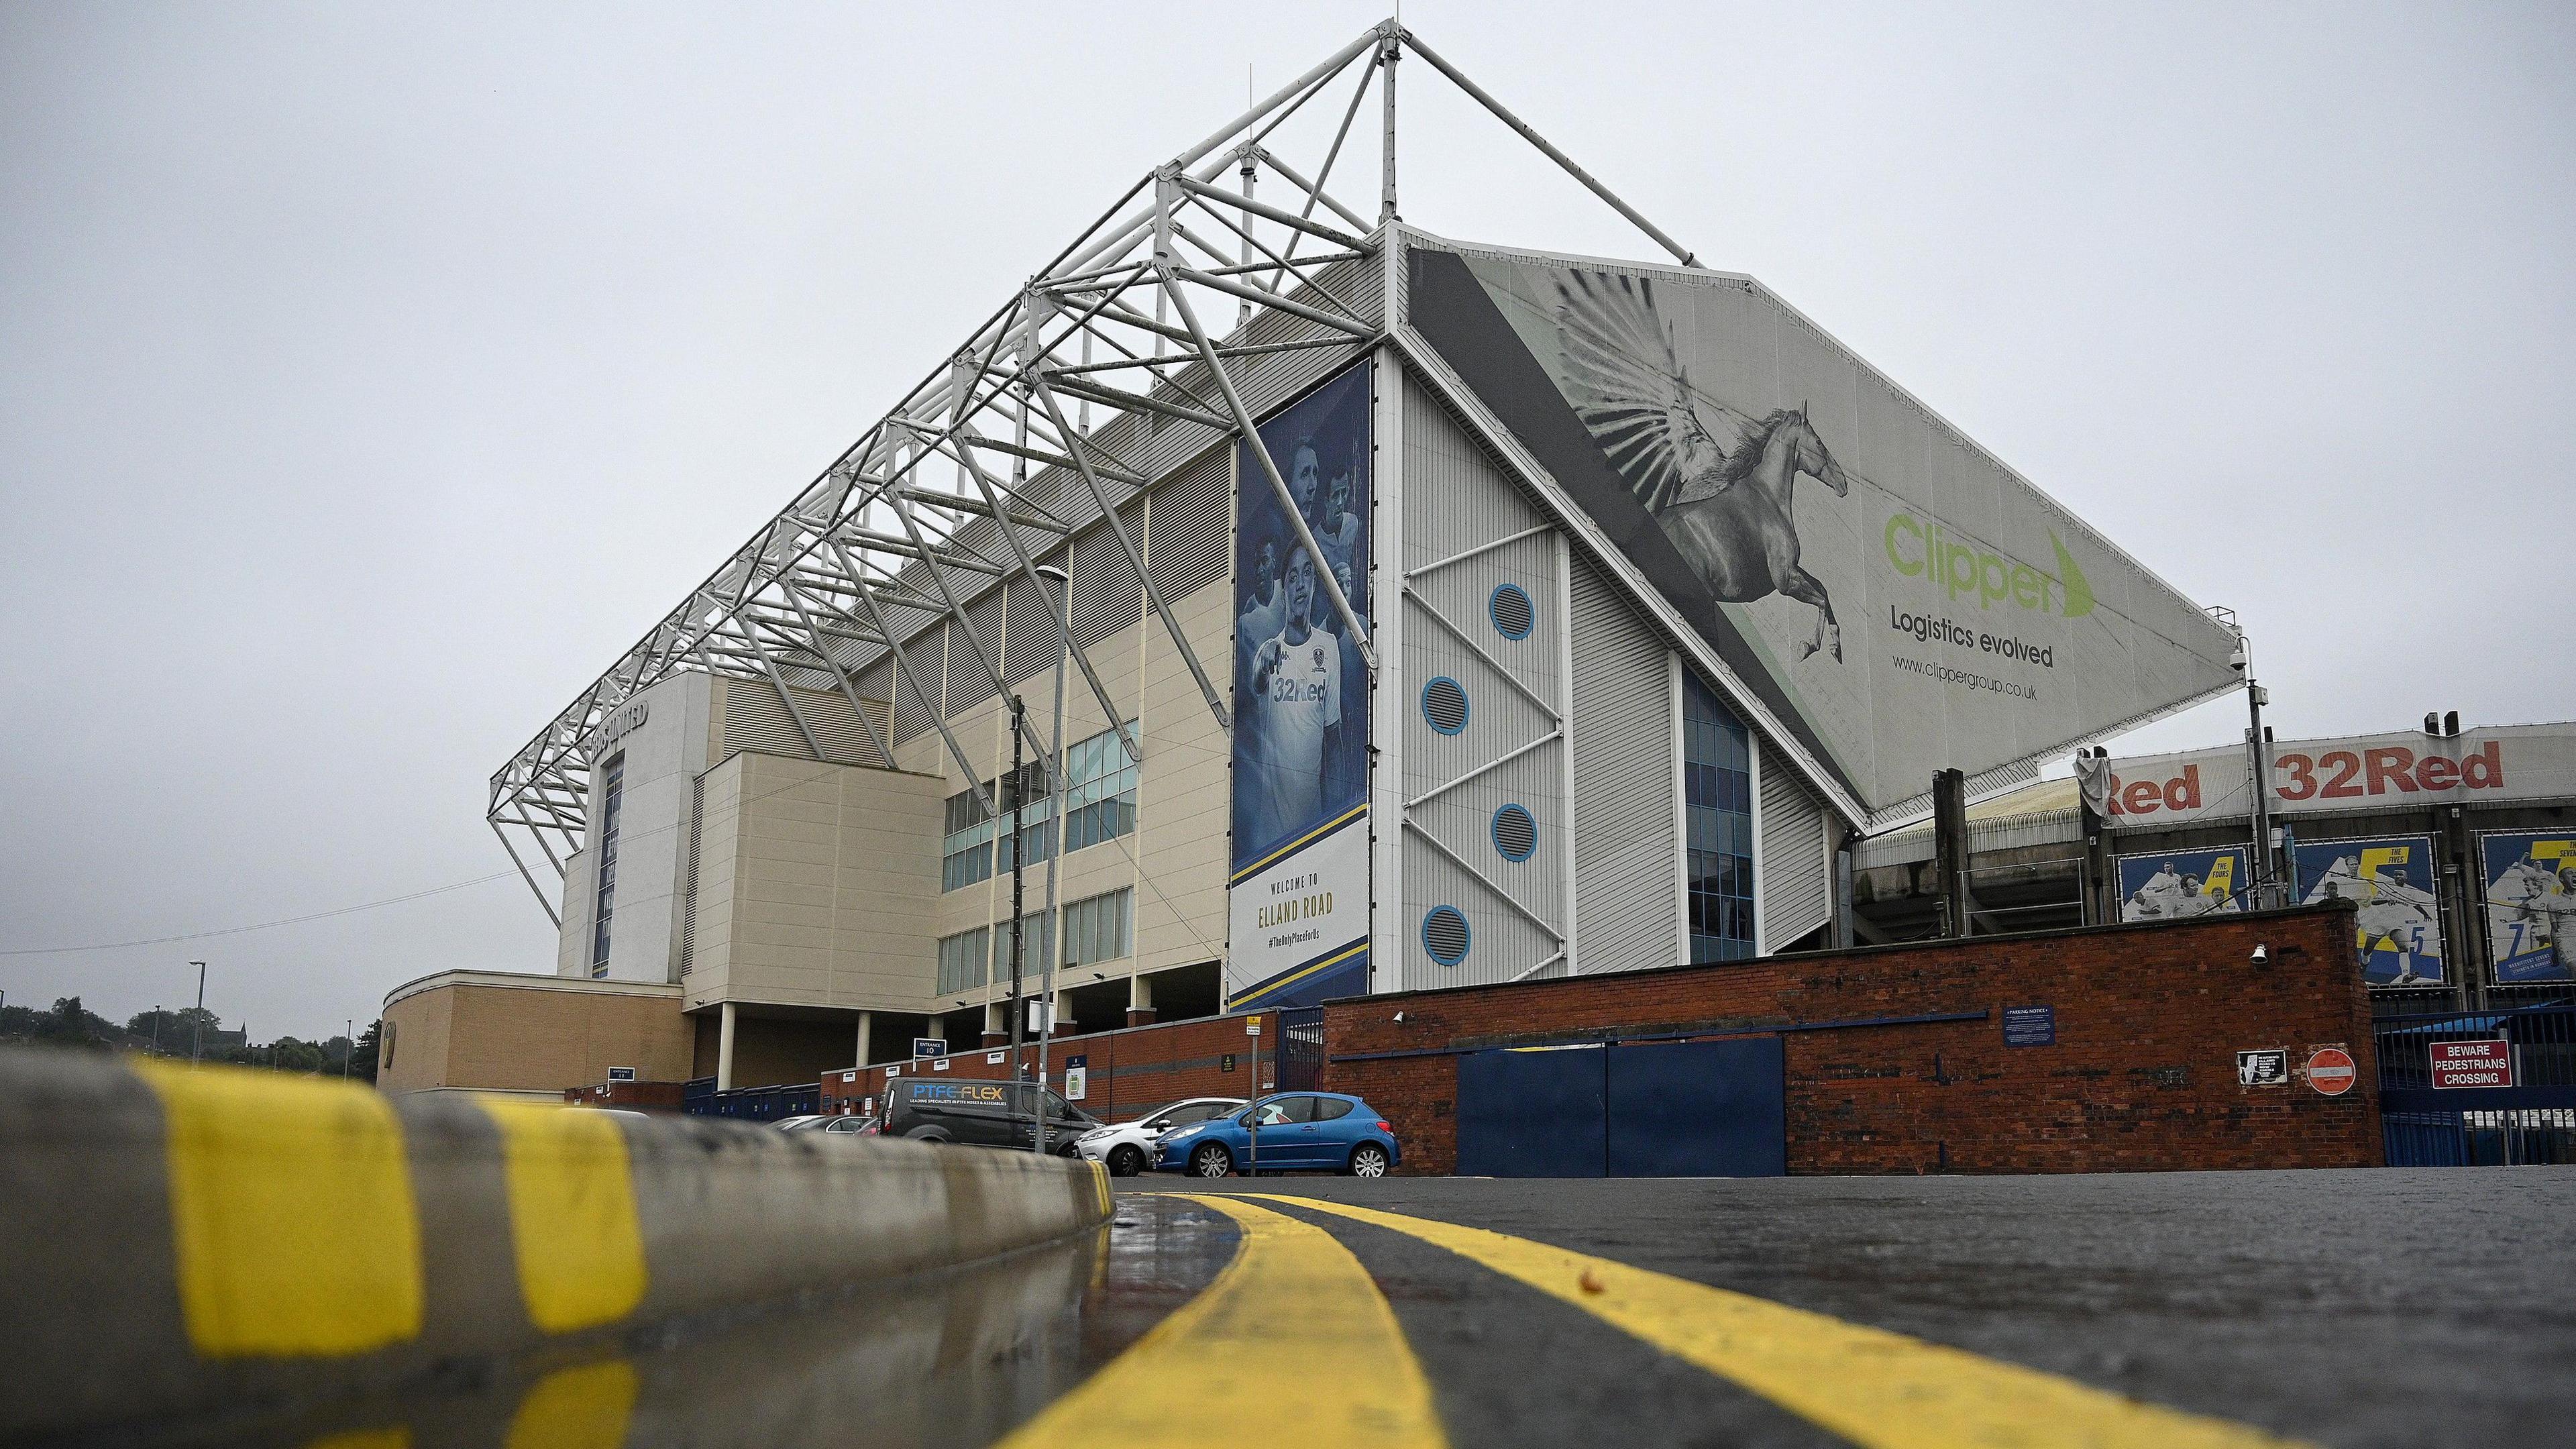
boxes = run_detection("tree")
[34,997,115,1049]
[348,1019,382,1083]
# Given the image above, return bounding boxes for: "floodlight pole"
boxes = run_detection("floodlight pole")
[2242,637,2280,910]
[1034,561,1071,1159]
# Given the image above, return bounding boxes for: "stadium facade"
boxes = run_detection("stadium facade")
[392,21,2245,1093]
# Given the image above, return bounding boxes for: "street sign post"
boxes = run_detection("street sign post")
[913,1037,947,1059]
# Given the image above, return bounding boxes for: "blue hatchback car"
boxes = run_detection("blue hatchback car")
[1152,1091,1400,1178]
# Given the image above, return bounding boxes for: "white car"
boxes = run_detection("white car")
[1075,1097,1245,1177]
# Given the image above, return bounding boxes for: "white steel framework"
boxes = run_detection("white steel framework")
[486,19,1705,922]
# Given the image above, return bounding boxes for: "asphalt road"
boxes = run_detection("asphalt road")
[1116,1167,2576,1449]
[84,1167,2574,1448]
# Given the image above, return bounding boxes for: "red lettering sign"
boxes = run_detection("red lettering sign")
[2428,1038,2514,1090]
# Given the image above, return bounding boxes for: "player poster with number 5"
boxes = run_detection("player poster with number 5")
[2292,836,2443,987]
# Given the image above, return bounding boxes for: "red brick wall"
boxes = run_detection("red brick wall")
[564,1079,687,1112]
[816,1012,1281,1120]
[1324,906,2380,1176]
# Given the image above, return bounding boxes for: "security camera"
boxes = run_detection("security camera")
[1393,1010,1407,1024]
[2249,944,2269,967]
[2229,643,2247,674]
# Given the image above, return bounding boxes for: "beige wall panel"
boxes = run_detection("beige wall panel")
[1132,582,1232,976]
[378,975,690,1093]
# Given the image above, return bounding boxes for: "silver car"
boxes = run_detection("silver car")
[1074,1097,1245,1177]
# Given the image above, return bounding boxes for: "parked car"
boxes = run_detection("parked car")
[1075,1096,1245,1177]
[1152,1092,1399,1178]
[776,1113,877,1134]
[773,1114,830,1132]
[881,1077,1097,1153]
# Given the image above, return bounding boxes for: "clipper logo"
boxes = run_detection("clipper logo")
[1884,514,2094,618]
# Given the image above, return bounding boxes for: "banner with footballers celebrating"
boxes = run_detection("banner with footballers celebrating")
[2290,835,2444,987]
[1226,364,1373,1010]
[2116,847,2249,924]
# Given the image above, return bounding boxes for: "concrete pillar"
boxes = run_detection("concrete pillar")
[1052,988,1075,1038]
[981,1001,1006,1050]
[1126,971,1157,1029]
[716,1002,738,1091]
[853,1010,872,1069]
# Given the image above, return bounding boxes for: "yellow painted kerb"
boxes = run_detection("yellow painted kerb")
[136,1059,423,1358]
[998,1193,1445,1449]
[478,1099,648,1334]
[1259,1196,2315,1449]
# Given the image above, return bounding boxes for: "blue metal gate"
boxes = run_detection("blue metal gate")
[1277,1008,1325,1092]
[1457,1046,1607,1177]
[2376,1002,2575,1166]
[1606,1038,1786,1178]
[1456,1037,1786,1178]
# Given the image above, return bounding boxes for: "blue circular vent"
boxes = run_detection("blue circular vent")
[1492,804,1538,862]
[1421,906,1472,967]
[1489,582,1535,640]
[1421,676,1469,735]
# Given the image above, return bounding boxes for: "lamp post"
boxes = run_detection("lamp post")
[2233,637,2279,910]
[189,961,207,1065]
[1032,564,1071,1159]
[345,1019,354,1079]
[151,1006,163,1057]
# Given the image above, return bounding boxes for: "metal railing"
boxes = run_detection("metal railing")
[2375,1002,2575,1166]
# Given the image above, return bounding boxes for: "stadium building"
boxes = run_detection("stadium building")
[381,20,2248,1099]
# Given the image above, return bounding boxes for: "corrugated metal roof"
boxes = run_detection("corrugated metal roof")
[1853,777,2084,868]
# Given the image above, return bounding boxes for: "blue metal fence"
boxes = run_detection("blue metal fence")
[682,1078,820,1122]
[2375,1002,2576,1166]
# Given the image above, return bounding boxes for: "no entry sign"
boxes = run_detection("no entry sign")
[2304,1046,2358,1096]
[2429,1038,2514,1089]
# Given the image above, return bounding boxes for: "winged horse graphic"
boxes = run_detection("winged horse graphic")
[1554,272,1853,662]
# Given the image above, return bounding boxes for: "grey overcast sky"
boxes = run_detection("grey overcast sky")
[3,3,2571,1041]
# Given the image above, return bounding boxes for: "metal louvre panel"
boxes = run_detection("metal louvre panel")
[1758,749,1831,949]
[1570,555,1678,976]
[721,678,888,767]
[853,652,894,712]
[1067,504,1144,651]
[889,625,945,747]
[946,590,1005,717]
[1002,555,1067,688]
[677,775,703,981]
[1144,448,1230,604]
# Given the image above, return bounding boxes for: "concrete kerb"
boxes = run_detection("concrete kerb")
[0,1048,1113,1442]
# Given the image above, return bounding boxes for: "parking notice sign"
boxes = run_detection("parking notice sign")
[2304,1046,2357,1096]
[2429,1038,2513,1089]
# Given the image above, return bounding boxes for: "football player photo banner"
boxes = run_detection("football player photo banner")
[2480,830,2576,983]
[2116,847,2250,924]
[1226,364,1373,1011]
[2291,835,2443,988]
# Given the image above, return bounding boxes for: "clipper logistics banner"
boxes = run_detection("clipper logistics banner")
[1403,241,2243,819]
[1226,363,1373,1010]
[2481,830,2576,983]
[2292,835,2443,987]
[2117,847,2249,922]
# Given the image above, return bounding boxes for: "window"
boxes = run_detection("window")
[996,762,1054,874]
[994,911,1055,987]
[1061,722,1140,854]
[1312,1098,1354,1121]
[591,755,625,977]
[1684,672,1756,963]
[941,788,995,892]
[1060,888,1133,969]
[936,927,990,996]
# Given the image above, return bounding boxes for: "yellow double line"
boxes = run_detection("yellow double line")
[1007,1194,2314,1449]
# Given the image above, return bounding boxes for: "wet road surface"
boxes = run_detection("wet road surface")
[72,1166,2575,1448]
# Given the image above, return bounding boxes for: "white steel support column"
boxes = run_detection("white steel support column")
[853,1010,873,1069]
[1368,342,1407,991]
[1556,529,1578,975]
[716,1001,738,1091]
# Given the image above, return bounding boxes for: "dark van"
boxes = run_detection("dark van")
[881,1077,1097,1154]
